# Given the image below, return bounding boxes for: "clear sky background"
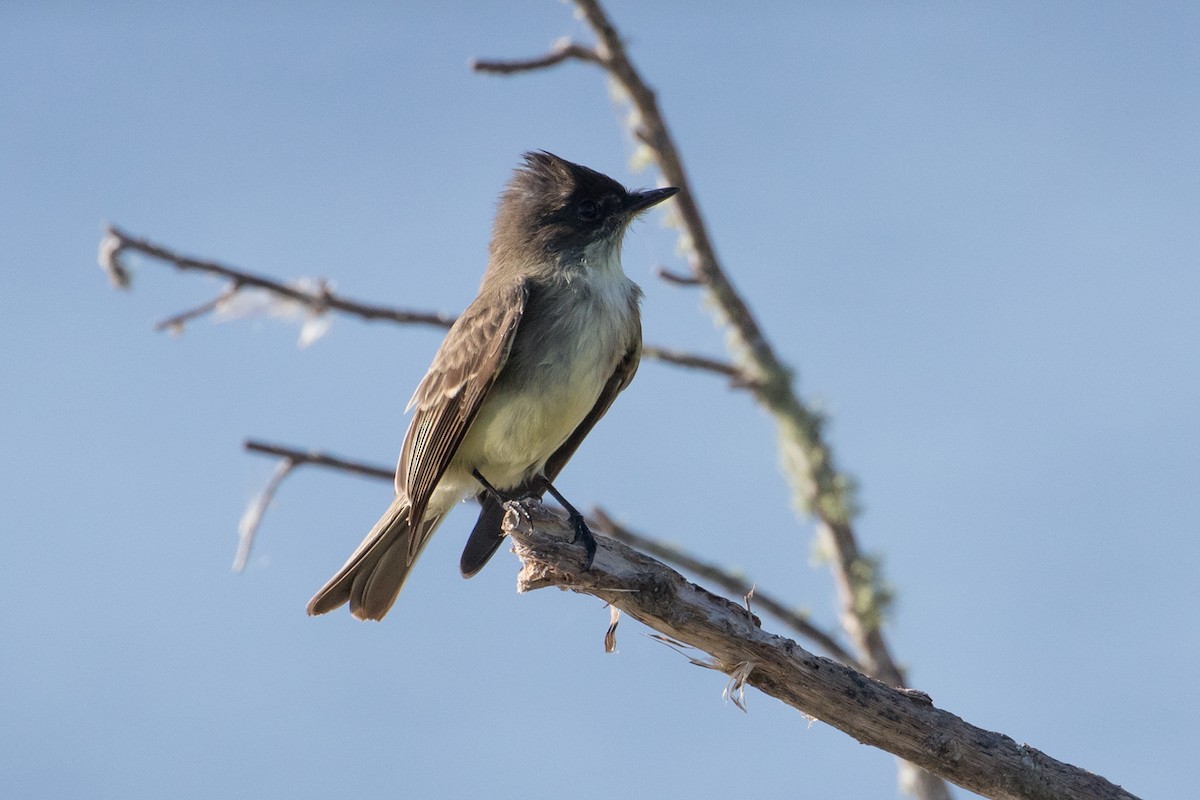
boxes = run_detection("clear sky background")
[2,3,1196,798]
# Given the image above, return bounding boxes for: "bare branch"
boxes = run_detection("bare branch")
[656,265,703,286]
[471,37,604,74]
[506,502,1141,800]
[101,224,457,329]
[640,345,755,388]
[589,507,862,670]
[154,284,239,333]
[243,439,395,481]
[235,441,394,569]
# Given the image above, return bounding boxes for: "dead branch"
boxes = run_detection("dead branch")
[471,37,603,73]
[234,440,393,571]
[100,224,457,329]
[243,439,394,481]
[154,285,239,334]
[507,502,1141,800]
[639,344,755,387]
[656,265,703,286]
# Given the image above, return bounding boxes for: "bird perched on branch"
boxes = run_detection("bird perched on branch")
[307,151,678,621]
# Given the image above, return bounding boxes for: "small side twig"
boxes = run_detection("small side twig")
[471,37,604,74]
[235,440,394,569]
[641,345,756,388]
[656,265,703,286]
[243,439,395,481]
[234,456,298,572]
[154,284,240,333]
[100,224,457,329]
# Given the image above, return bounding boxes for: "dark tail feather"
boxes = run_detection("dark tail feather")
[307,496,440,621]
[459,494,509,578]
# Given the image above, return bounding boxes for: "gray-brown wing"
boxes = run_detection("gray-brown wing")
[398,279,528,556]
[459,323,641,577]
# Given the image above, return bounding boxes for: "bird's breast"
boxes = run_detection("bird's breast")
[454,272,639,488]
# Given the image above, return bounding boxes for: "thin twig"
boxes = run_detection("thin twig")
[243,439,395,481]
[101,224,457,329]
[234,456,298,572]
[154,284,239,333]
[234,442,393,569]
[471,38,603,74]
[656,265,703,286]
[641,345,755,388]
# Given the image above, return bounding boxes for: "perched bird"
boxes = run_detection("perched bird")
[307,151,679,620]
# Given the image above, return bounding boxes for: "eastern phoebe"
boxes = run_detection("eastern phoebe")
[307,151,679,620]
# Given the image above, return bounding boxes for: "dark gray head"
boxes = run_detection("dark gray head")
[489,151,679,273]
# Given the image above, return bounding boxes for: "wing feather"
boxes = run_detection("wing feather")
[398,279,528,556]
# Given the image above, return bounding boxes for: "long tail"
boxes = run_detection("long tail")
[306,495,441,621]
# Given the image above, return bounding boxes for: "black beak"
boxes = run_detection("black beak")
[624,186,680,215]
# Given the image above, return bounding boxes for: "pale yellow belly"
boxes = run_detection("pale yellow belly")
[450,367,605,489]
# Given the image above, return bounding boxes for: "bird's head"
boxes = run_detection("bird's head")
[490,151,679,276]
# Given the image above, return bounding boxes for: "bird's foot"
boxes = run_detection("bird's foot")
[567,510,597,570]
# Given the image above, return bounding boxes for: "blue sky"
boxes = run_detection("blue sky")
[2,3,1196,798]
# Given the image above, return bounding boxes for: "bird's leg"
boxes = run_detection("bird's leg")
[471,470,596,570]
[471,468,507,502]
[530,476,597,570]
[471,468,536,537]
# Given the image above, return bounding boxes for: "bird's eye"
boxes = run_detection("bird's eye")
[576,199,601,221]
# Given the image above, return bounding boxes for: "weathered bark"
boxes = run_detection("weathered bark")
[506,502,1140,800]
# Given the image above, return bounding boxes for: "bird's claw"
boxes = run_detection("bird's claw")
[569,512,597,570]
